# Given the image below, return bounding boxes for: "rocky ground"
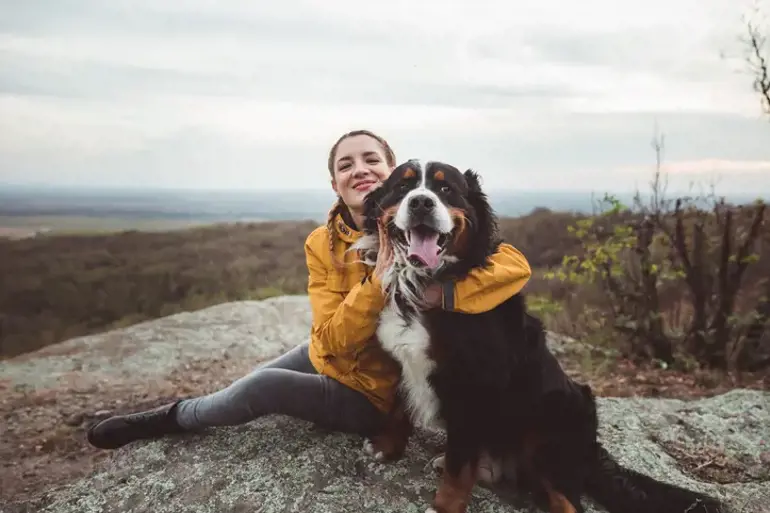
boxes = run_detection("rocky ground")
[1,296,768,512]
[11,389,770,513]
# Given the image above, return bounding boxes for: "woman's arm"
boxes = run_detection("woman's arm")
[441,243,532,313]
[305,229,385,355]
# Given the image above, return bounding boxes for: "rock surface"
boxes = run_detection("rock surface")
[3,296,770,513]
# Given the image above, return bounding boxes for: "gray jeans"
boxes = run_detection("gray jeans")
[174,342,385,436]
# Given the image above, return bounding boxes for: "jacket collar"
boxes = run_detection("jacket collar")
[332,206,362,244]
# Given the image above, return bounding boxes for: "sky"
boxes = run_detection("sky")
[1,0,770,195]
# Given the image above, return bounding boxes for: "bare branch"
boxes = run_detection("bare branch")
[730,202,767,286]
[744,4,770,116]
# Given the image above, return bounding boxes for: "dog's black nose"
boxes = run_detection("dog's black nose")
[409,195,435,212]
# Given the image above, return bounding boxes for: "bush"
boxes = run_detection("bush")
[542,137,769,371]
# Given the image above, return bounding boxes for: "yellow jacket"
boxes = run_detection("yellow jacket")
[305,212,532,413]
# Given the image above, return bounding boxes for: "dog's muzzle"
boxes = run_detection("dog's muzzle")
[401,192,450,270]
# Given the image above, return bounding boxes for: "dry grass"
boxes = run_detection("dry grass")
[0,221,317,359]
[1,208,767,371]
[0,210,588,360]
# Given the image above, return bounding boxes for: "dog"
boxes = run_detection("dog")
[352,159,728,513]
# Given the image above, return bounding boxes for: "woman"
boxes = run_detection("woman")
[86,129,532,452]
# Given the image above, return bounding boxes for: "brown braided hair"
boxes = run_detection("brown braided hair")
[326,129,397,271]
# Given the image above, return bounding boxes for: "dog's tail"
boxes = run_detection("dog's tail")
[584,443,730,513]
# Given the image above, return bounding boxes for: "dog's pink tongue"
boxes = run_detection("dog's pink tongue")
[408,230,441,268]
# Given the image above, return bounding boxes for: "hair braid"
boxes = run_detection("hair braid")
[326,197,348,271]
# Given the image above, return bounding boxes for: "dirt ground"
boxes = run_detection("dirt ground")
[2,351,768,506]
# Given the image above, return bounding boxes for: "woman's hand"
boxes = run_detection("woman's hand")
[371,220,442,310]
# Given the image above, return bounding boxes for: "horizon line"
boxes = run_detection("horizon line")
[2,182,769,198]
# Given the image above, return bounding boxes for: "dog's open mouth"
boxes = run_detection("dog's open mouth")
[405,224,449,269]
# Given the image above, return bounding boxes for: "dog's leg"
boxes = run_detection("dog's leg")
[541,479,582,513]
[533,440,586,513]
[363,396,413,462]
[529,390,591,513]
[427,459,478,513]
[429,450,503,486]
[519,427,584,513]
[426,427,480,513]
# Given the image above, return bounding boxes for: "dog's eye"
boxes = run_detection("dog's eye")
[400,183,410,191]
[439,185,450,194]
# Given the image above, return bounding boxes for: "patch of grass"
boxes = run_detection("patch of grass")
[2,205,768,377]
[0,209,588,360]
[0,215,213,234]
[0,221,317,358]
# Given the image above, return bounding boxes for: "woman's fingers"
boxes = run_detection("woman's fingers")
[374,222,394,280]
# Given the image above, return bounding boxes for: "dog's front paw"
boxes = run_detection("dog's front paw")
[362,429,409,462]
[425,500,465,513]
[362,438,386,462]
[429,453,445,474]
[428,452,502,485]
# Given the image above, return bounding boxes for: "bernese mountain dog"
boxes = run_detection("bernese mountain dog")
[352,159,728,513]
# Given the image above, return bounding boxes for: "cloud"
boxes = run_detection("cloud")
[662,159,770,175]
[0,0,769,196]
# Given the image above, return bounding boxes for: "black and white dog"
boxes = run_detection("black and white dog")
[353,159,728,513]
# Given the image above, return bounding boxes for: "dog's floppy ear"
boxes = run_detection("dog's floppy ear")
[463,169,500,254]
[361,185,386,234]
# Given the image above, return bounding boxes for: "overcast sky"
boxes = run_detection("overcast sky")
[1,0,769,194]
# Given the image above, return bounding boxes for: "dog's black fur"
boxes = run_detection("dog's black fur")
[358,159,728,513]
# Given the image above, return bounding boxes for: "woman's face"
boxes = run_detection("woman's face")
[331,134,393,213]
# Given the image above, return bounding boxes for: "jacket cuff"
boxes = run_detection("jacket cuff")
[440,280,455,311]
[365,271,387,297]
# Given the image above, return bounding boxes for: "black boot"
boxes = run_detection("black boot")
[86,400,186,449]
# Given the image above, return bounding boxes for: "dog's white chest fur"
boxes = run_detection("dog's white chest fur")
[377,303,441,430]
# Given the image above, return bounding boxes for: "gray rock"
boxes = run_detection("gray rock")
[3,297,769,513]
[0,295,314,393]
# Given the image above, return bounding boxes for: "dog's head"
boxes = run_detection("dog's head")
[358,159,500,279]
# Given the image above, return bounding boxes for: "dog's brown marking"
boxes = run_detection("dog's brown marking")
[367,393,413,461]
[434,170,445,181]
[517,432,579,513]
[403,167,416,179]
[432,460,478,513]
[378,205,399,230]
[542,480,578,513]
[449,208,469,256]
